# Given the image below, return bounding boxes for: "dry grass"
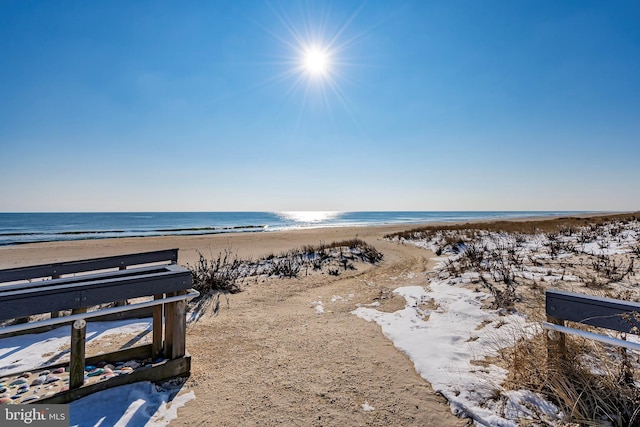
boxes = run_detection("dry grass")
[385,212,640,241]
[187,238,383,296]
[504,333,640,426]
[392,214,640,424]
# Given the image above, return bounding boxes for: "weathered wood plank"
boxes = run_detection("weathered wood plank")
[546,289,640,334]
[0,307,154,338]
[170,291,187,359]
[164,293,177,358]
[0,249,179,283]
[85,344,153,366]
[90,306,154,322]
[0,264,186,294]
[152,294,164,359]
[0,267,191,321]
[0,264,178,293]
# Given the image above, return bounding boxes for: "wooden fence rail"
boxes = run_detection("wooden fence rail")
[544,289,640,357]
[0,249,196,404]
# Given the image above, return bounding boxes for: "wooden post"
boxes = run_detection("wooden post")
[169,291,188,359]
[546,315,566,366]
[152,294,164,358]
[70,308,87,389]
[164,291,189,359]
[164,292,176,358]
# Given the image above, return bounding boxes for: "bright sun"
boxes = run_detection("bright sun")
[303,48,329,76]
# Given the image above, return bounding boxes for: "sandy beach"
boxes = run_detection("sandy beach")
[1,212,638,426]
[0,223,469,426]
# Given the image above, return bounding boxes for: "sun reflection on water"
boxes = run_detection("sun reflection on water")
[278,211,343,223]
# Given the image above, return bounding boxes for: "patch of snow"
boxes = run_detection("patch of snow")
[362,401,375,412]
[70,381,195,427]
[353,282,553,425]
[312,300,325,314]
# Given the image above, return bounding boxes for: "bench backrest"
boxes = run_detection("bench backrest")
[0,249,190,321]
[0,249,179,283]
[546,289,640,334]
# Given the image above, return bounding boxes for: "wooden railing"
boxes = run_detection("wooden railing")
[544,289,640,356]
[0,249,197,404]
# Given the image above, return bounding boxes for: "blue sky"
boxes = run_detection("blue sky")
[1,0,639,212]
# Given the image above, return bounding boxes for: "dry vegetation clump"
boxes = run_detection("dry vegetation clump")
[188,249,245,294]
[187,238,383,296]
[505,334,640,426]
[391,215,640,424]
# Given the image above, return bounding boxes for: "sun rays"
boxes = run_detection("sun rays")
[250,2,368,123]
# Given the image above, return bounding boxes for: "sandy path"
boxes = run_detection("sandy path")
[173,236,467,426]
[0,226,467,426]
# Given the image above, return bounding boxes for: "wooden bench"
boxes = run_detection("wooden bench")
[543,289,640,355]
[0,249,198,403]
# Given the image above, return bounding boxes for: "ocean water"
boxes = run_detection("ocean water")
[0,211,590,246]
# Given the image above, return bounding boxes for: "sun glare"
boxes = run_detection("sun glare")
[303,48,329,76]
[279,211,342,223]
[260,2,368,119]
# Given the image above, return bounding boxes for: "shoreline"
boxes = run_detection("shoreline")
[0,211,636,269]
[0,210,612,247]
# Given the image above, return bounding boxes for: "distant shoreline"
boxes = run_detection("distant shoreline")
[0,211,607,246]
[0,211,636,270]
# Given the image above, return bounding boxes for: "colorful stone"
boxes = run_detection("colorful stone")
[87,368,104,377]
[9,378,27,387]
[31,375,47,386]
[44,376,61,384]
